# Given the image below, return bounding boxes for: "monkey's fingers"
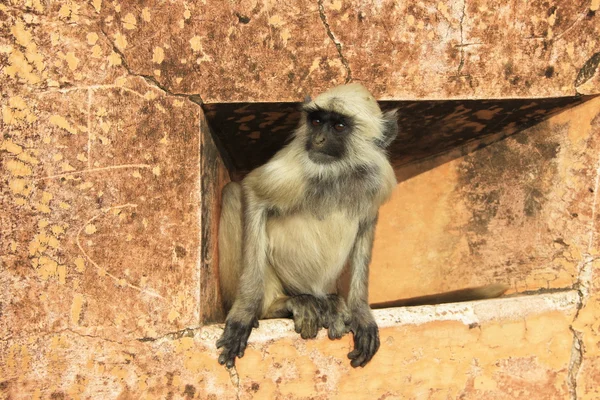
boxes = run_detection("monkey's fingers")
[296,308,320,339]
[327,318,347,340]
[216,319,256,368]
[292,313,304,334]
[325,309,348,339]
[300,314,320,339]
[348,324,380,368]
[289,298,322,339]
[215,334,227,349]
[321,294,348,339]
[218,348,238,369]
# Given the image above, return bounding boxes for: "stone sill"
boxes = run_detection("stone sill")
[195,290,579,345]
[174,291,581,399]
[0,290,582,399]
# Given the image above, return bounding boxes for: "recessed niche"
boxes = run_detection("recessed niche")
[201,94,598,320]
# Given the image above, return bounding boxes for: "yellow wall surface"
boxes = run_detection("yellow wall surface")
[2,0,600,399]
[371,97,600,302]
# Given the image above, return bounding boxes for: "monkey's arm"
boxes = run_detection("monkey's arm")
[216,185,268,368]
[346,215,380,368]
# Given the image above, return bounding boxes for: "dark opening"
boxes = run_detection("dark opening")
[203,96,592,181]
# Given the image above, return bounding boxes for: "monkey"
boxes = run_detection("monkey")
[215,83,508,369]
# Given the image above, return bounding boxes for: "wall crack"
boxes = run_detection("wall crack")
[136,327,199,343]
[317,0,352,83]
[60,328,127,345]
[12,328,132,346]
[575,52,600,89]
[457,0,466,75]
[567,157,600,399]
[567,327,583,400]
[98,27,204,104]
[228,365,242,400]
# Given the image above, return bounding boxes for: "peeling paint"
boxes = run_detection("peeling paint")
[1,2,599,398]
[49,115,78,134]
[152,47,165,64]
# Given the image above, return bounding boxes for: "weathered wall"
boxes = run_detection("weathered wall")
[93,0,600,101]
[2,0,600,399]
[0,0,229,395]
[370,96,600,301]
[2,0,600,104]
[0,74,208,341]
[0,291,584,399]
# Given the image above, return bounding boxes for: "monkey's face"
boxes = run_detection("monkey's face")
[304,108,354,164]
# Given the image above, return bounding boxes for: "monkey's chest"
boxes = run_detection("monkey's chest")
[265,212,359,295]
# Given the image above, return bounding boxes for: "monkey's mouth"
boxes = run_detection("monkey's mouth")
[308,150,339,164]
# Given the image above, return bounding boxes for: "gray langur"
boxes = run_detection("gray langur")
[215,83,507,369]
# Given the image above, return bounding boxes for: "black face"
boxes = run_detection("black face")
[303,107,354,164]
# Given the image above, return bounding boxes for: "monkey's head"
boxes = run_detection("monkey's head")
[299,83,398,166]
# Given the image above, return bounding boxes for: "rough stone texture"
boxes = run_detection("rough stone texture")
[1,74,206,341]
[370,96,600,301]
[573,292,600,400]
[0,292,580,399]
[7,0,597,103]
[2,1,600,399]
[0,1,228,351]
[570,117,600,400]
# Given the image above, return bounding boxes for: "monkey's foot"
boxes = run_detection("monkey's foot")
[287,294,324,339]
[287,294,350,340]
[321,294,350,340]
[347,308,380,368]
[216,317,258,368]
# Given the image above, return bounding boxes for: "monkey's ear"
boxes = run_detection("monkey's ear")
[376,109,399,149]
[303,95,312,104]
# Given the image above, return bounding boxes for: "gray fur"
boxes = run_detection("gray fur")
[216,83,397,369]
[375,109,399,149]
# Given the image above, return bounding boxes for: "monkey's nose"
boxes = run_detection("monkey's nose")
[313,136,326,147]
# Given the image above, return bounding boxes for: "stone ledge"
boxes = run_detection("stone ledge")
[195,290,580,344]
[0,291,581,399]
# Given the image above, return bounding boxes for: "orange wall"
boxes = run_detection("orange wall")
[370,98,600,302]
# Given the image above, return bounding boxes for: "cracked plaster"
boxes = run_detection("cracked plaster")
[1,1,600,398]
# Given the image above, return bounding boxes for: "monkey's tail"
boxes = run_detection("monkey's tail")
[370,283,509,309]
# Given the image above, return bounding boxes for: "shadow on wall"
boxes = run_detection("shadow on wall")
[203,95,596,182]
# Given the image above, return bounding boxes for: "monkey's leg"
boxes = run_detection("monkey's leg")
[216,182,268,368]
[217,182,244,313]
[265,294,349,340]
[216,182,251,367]
[346,216,380,368]
[321,294,350,339]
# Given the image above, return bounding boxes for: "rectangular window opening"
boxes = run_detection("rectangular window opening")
[200,94,596,324]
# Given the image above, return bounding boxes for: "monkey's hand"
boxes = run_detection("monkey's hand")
[346,306,380,368]
[216,316,259,368]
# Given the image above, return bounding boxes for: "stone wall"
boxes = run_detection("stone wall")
[1,0,600,399]
[371,97,600,301]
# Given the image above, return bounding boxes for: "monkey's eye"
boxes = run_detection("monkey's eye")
[311,118,322,126]
[333,123,346,132]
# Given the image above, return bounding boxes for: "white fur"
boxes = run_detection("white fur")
[220,83,397,318]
